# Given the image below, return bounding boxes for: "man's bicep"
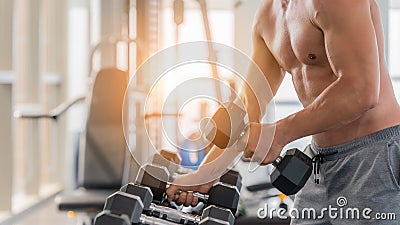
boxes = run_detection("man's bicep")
[239,32,284,122]
[316,0,380,88]
[252,33,284,95]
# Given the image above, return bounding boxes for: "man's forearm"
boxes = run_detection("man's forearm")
[278,77,378,146]
[200,145,225,166]
[196,44,283,168]
[199,85,272,166]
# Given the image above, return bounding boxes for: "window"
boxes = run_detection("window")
[0,2,88,220]
[153,5,235,150]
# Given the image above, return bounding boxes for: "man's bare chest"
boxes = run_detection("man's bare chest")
[261,1,330,73]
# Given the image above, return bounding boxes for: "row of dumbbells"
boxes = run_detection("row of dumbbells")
[94,151,242,225]
[94,183,235,225]
[136,151,242,213]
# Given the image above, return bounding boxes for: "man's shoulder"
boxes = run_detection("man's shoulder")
[256,0,273,16]
[310,0,372,27]
[253,0,274,27]
[310,0,371,12]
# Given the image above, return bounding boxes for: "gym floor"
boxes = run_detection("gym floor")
[1,198,76,225]
[0,196,290,225]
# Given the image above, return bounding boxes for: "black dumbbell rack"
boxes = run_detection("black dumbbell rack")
[93,183,237,225]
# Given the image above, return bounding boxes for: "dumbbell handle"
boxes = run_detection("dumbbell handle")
[272,156,283,167]
[174,190,216,204]
[172,182,238,203]
[140,214,179,225]
[149,203,200,224]
[94,211,178,225]
[193,192,209,201]
[176,190,209,202]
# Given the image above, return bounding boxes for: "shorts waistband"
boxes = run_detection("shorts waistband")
[311,125,400,160]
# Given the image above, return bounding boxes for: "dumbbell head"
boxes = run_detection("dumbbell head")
[219,170,242,191]
[103,191,144,224]
[201,205,235,225]
[120,183,153,210]
[151,150,181,176]
[136,164,169,203]
[94,211,130,225]
[199,218,231,225]
[160,149,182,164]
[203,102,248,149]
[270,148,312,195]
[208,182,240,214]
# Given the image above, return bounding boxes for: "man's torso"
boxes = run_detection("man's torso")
[257,0,400,147]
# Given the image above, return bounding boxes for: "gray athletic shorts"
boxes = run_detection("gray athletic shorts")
[291,125,400,225]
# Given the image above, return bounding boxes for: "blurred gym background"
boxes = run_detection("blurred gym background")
[0,0,399,224]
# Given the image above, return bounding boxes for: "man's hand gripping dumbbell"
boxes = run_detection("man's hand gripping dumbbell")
[136,160,242,214]
[166,102,314,204]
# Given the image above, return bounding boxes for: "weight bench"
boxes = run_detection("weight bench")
[54,68,129,223]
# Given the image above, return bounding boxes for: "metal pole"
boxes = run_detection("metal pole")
[197,0,223,102]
